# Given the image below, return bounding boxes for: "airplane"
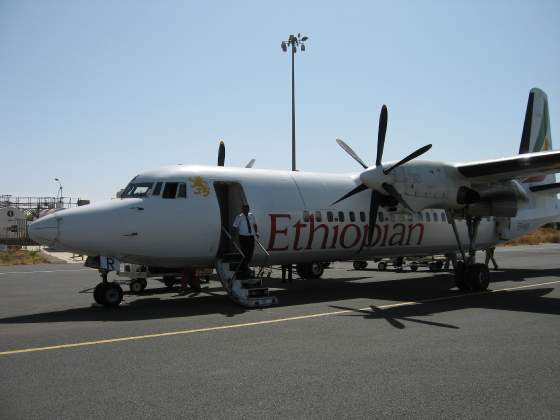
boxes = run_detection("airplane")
[28,88,560,308]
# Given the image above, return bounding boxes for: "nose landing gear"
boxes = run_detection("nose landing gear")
[93,270,124,307]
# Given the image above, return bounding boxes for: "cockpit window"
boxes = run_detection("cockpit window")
[162,183,178,199]
[153,182,163,196]
[121,182,154,198]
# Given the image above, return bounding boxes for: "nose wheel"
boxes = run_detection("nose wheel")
[93,271,124,307]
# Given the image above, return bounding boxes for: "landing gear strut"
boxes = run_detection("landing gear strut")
[93,270,124,307]
[447,213,490,292]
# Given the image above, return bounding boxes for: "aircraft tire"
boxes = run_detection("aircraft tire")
[129,279,145,294]
[101,283,123,307]
[378,261,387,271]
[308,262,324,279]
[93,282,105,304]
[454,262,469,291]
[410,263,418,272]
[466,263,490,291]
[353,261,367,270]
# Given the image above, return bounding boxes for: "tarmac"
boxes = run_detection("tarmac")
[0,245,559,419]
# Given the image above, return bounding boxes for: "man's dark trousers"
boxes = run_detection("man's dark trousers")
[238,235,255,276]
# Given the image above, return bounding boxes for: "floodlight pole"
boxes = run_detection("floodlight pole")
[281,34,308,172]
[291,45,296,172]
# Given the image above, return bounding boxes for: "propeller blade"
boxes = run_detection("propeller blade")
[331,183,369,205]
[367,190,381,247]
[381,183,413,211]
[383,144,432,175]
[245,158,256,168]
[376,105,388,166]
[336,138,369,169]
[217,141,225,166]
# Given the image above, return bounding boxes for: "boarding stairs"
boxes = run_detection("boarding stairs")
[215,228,277,308]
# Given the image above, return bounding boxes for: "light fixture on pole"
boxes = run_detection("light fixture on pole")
[54,178,63,203]
[281,33,308,171]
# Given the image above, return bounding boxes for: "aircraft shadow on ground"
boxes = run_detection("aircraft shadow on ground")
[0,267,558,325]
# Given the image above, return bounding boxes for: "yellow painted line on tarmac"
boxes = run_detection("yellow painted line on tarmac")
[1,279,559,357]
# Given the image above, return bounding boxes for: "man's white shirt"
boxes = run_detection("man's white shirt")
[233,213,257,236]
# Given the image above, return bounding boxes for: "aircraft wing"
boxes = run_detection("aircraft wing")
[455,150,560,181]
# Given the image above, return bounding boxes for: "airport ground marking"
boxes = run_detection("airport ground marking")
[1,279,559,357]
[0,268,92,275]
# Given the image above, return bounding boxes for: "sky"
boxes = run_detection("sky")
[1,0,559,202]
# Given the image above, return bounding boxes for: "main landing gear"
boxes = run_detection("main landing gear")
[448,214,490,292]
[93,270,124,307]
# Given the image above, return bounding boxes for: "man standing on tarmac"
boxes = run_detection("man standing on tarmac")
[232,204,259,278]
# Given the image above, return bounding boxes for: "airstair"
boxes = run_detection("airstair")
[215,228,277,308]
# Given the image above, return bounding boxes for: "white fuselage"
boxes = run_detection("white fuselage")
[28,165,559,268]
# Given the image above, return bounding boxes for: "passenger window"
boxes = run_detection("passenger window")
[378,212,384,222]
[417,212,423,222]
[425,212,431,222]
[338,211,345,222]
[162,183,178,199]
[360,211,366,222]
[177,183,187,198]
[441,212,446,222]
[327,211,334,222]
[153,182,162,196]
[303,211,310,222]
[433,212,438,222]
[349,211,355,222]
[315,211,322,222]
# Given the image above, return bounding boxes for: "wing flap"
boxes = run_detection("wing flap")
[456,150,560,181]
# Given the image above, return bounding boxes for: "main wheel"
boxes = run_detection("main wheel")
[467,263,490,291]
[454,262,469,291]
[93,282,105,304]
[129,279,145,294]
[308,262,324,279]
[410,263,418,272]
[353,261,367,270]
[101,283,123,307]
[378,261,387,271]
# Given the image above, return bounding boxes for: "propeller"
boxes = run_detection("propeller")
[217,141,226,166]
[333,105,431,250]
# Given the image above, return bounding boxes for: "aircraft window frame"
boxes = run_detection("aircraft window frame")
[349,211,356,222]
[338,211,345,222]
[359,211,366,222]
[441,212,446,222]
[425,212,431,222]
[417,212,424,222]
[433,212,438,222]
[177,183,187,198]
[153,182,163,196]
[162,182,179,199]
[121,182,154,198]
[315,211,322,222]
[327,211,334,222]
[303,211,310,222]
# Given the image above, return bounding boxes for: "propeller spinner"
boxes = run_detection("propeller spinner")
[333,105,432,249]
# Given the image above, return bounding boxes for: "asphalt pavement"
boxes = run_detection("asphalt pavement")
[1,245,559,419]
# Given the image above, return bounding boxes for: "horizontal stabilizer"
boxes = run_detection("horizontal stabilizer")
[456,150,560,181]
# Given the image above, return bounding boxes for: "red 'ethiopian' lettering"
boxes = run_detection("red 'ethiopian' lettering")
[340,224,361,248]
[267,214,291,251]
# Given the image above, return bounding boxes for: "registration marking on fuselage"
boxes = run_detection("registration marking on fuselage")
[1,279,559,357]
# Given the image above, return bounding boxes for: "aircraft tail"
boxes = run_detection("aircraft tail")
[519,88,555,186]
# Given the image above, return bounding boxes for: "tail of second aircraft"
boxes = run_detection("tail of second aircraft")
[519,88,555,186]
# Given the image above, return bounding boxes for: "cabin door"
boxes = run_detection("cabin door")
[214,182,249,257]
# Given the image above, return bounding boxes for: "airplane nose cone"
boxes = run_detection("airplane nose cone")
[28,215,58,245]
